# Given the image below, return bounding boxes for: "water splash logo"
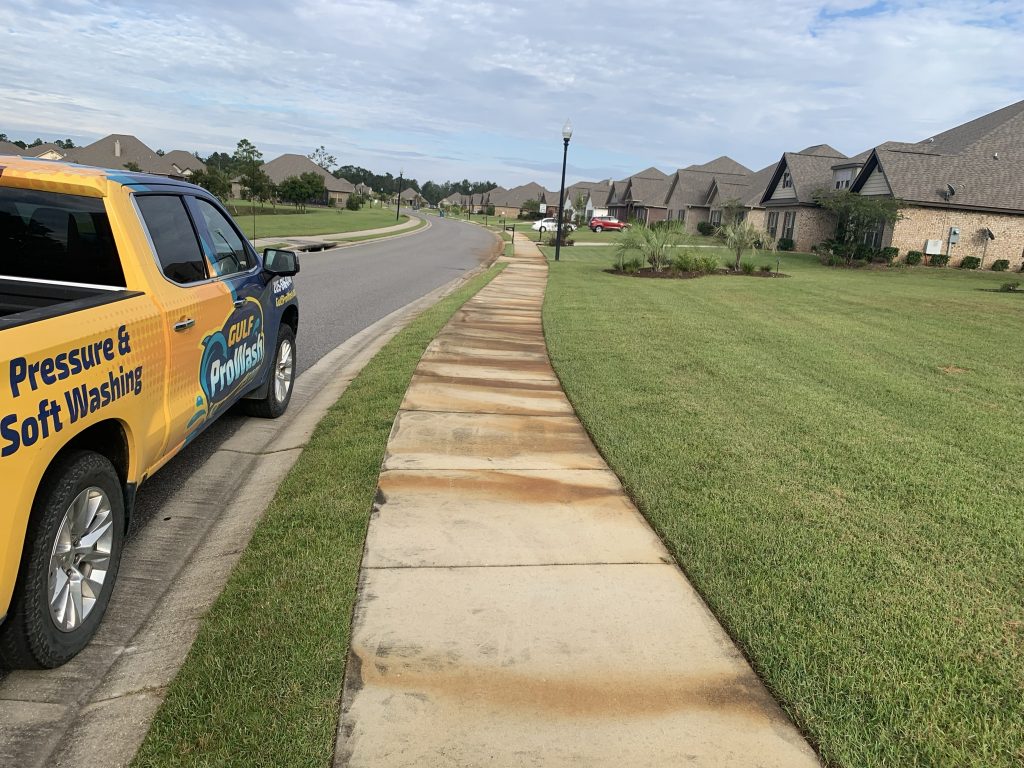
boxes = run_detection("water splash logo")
[198,298,265,417]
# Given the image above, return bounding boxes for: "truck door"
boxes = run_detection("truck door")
[185,196,272,416]
[134,194,230,459]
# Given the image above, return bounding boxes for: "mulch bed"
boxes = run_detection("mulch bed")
[604,267,790,279]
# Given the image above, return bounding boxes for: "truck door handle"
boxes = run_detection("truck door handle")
[233,299,245,308]
[173,318,195,332]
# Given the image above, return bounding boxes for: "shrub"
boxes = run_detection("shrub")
[999,281,1020,292]
[673,251,697,272]
[879,246,899,264]
[929,253,949,267]
[905,250,923,265]
[991,259,1010,271]
[622,257,642,274]
[696,255,719,274]
[959,256,981,270]
[759,264,773,273]
[345,194,362,211]
[777,237,794,251]
[546,235,574,247]
[696,221,716,236]
[740,261,756,274]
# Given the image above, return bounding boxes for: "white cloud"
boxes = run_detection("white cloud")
[0,0,1021,185]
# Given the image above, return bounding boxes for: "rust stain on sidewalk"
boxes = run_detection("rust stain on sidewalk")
[336,236,822,767]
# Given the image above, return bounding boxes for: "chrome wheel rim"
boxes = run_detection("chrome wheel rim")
[274,338,294,403]
[48,487,114,632]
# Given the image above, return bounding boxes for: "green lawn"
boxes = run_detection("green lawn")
[132,264,505,768]
[226,202,409,239]
[542,248,1024,767]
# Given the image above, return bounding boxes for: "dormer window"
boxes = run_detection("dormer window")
[781,170,792,189]
[833,167,854,190]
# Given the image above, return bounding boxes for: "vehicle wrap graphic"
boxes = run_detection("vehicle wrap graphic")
[188,297,265,434]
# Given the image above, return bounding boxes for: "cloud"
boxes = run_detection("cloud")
[1,0,1022,186]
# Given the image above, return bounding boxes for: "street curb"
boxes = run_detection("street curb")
[0,252,499,768]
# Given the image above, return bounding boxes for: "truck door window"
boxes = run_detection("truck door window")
[192,198,252,277]
[0,187,125,286]
[136,195,207,284]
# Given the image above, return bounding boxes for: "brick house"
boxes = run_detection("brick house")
[489,182,547,218]
[760,145,850,251]
[65,134,178,175]
[244,154,355,207]
[565,180,612,223]
[705,161,778,231]
[661,157,752,233]
[607,167,672,224]
[851,99,1024,268]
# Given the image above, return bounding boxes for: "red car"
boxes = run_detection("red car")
[589,216,630,232]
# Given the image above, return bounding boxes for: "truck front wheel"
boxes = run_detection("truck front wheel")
[244,324,295,419]
[0,451,125,669]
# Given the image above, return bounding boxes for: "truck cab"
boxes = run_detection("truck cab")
[0,157,299,667]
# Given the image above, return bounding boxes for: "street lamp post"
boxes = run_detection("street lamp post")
[555,119,573,263]
[396,170,403,221]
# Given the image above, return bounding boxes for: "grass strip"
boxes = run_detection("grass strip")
[235,206,408,239]
[133,263,505,768]
[327,217,427,243]
[543,248,1024,767]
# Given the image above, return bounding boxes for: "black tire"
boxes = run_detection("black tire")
[244,324,296,418]
[594,226,603,232]
[0,451,125,669]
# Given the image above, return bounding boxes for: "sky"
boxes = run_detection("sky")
[2,0,1023,188]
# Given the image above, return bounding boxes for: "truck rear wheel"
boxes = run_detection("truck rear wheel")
[0,451,125,669]
[244,324,295,419]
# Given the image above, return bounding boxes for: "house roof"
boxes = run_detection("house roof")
[685,155,753,175]
[163,150,206,173]
[0,140,25,155]
[400,187,420,200]
[761,146,850,205]
[66,134,177,175]
[705,162,779,209]
[261,154,355,193]
[566,180,612,208]
[848,99,1024,212]
[23,142,66,158]
[489,182,546,208]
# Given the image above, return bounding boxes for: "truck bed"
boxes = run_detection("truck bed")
[0,277,141,332]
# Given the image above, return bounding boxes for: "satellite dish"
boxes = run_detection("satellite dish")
[986,228,995,240]
[946,184,956,197]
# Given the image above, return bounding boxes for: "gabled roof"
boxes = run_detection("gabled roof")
[705,162,779,209]
[761,146,850,205]
[163,150,206,174]
[920,99,1024,156]
[847,99,1024,212]
[685,156,753,175]
[664,168,748,210]
[489,182,546,208]
[0,140,25,155]
[261,154,354,193]
[66,134,177,175]
[23,142,66,158]
[853,147,1024,212]
[628,166,669,180]
[399,187,421,200]
[566,180,612,208]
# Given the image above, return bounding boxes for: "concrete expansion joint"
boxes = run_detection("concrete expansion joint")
[364,561,675,570]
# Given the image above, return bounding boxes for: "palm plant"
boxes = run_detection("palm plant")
[718,220,775,271]
[615,221,684,272]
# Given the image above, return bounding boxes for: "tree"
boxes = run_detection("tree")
[717,219,774,271]
[720,197,747,226]
[346,193,363,211]
[299,172,326,207]
[308,145,336,172]
[123,161,142,172]
[204,151,235,174]
[232,138,262,170]
[616,221,685,272]
[813,188,903,263]
[278,175,308,211]
[55,138,76,149]
[189,168,231,201]
[241,168,274,206]
[521,199,541,219]
[155,148,165,156]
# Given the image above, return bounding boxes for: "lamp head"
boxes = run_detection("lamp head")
[562,119,573,140]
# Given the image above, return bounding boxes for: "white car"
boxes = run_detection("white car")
[531,218,576,232]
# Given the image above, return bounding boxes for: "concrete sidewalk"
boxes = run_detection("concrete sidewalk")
[335,235,821,766]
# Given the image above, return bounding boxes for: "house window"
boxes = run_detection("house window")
[709,210,722,226]
[862,220,884,249]
[782,171,792,189]
[766,211,779,237]
[782,211,795,240]
[833,168,853,190]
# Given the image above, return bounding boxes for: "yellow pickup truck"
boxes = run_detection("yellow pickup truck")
[0,157,300,668]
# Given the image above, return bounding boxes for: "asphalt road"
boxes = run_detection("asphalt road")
[128,213,497,534]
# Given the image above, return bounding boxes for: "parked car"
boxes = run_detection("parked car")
[531,218,575,233]
[0,156,300,668]
[589,216,630,232]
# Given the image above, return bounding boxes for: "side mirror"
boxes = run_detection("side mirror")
[263,248,300,276]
